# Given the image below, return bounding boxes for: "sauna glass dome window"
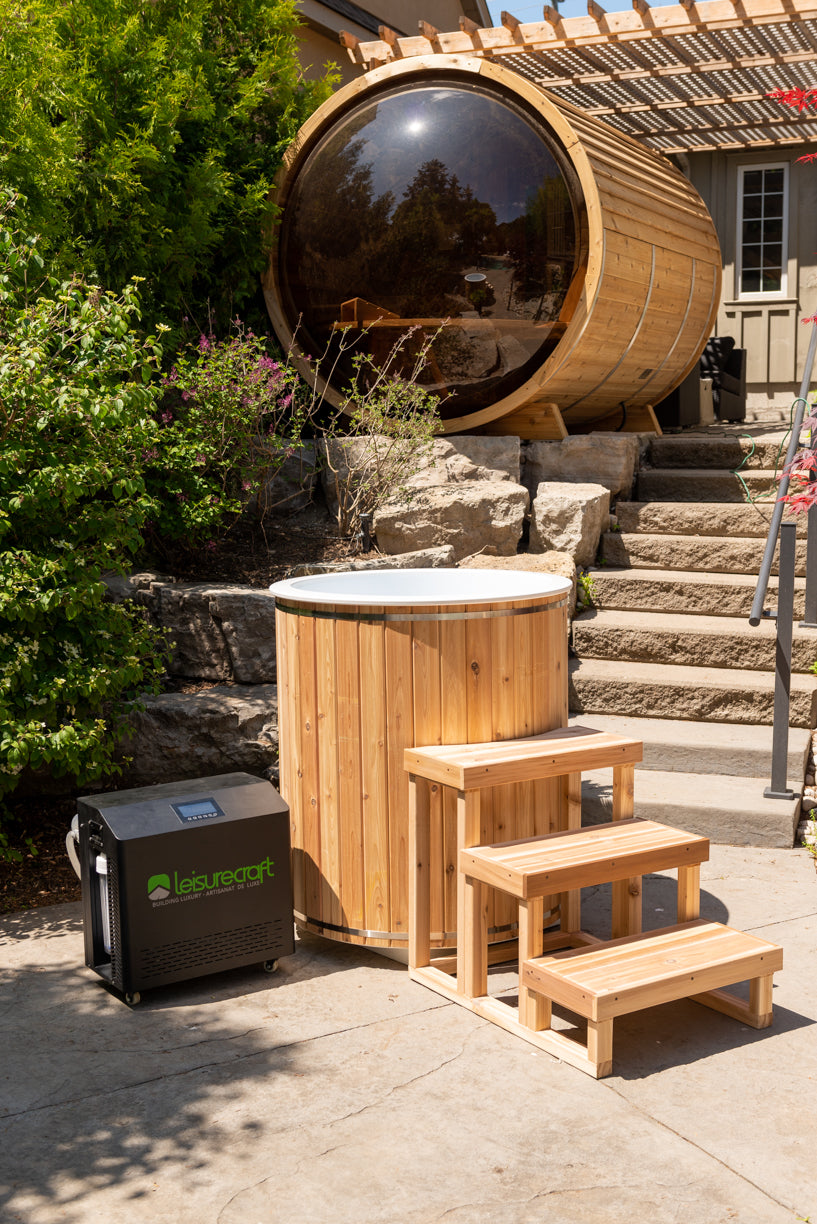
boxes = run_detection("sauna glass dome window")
[278,80,580,419]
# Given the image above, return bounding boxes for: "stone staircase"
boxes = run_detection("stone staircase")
[569,433,817,847]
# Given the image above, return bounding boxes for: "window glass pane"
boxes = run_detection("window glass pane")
[762,269,782,292]
[763,218,783,244]
[763,193,784,218]
[764,169,784,192]
[742,268,761,293]
[279,82,579,419]
[742,194,763,220]
[743,170,763,193]
[742,219,763,244]
[763,244,783,268]
[742,246,761,269]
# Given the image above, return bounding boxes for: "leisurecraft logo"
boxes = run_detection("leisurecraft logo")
[147,874,171,901]
[147,856,276,900]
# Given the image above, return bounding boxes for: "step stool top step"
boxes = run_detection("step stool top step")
[522,919,783,1022]
[460,817,709,898]
[405,725,643,789]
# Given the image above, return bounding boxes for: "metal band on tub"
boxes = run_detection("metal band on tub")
[295,911,521,943]
[274,596,568,623]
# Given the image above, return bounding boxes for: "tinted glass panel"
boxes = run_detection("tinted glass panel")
[279,82,579,418]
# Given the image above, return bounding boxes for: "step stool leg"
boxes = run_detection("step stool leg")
[677,864,701,922]
[457,790,484,997]
[559,771,583,932]
[459,875,488,999]
[611,763,641,938]
[749,973,775,1027]
[518,897,549,1031]
[587,1018,614,1078]
[408,775,431,970]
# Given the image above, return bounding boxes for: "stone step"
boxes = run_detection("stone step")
[572,608,817,673]
[636,468,779,502]
[568,656,817,727]
[580,768,800,848]
[647,435,788,471]
[600,531,807,575]
[567,713,811,781]
[586,567,806,619]
[614,501,788,538]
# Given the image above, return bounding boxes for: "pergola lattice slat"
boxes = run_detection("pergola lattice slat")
[339,0,817,152]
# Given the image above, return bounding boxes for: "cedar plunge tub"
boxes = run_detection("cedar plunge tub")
[270,568,572,950]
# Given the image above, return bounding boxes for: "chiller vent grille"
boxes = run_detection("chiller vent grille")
[108,856,123,988]
[139,919,289,979]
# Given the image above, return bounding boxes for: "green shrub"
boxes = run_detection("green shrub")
[0,204,168,811]
[0,0,336,345]
[142,327,309,555]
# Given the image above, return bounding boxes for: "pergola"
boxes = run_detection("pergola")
[338,0,817,154]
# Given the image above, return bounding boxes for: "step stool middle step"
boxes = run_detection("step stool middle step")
[460,818,709,898]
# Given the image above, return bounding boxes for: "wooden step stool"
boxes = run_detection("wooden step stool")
[521,919,784,1077]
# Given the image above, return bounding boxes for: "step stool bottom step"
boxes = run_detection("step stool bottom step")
[522,920,783,1078]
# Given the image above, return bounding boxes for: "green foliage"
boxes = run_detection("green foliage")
[143,327,309,554]
[0,0,336,345]
[576,569,598,611]
[0,203,168,805]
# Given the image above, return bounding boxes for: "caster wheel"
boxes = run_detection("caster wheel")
[125,991,141,1006]
[262,960,279,974]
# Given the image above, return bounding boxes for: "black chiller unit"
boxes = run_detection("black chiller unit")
[76,773,293,1004]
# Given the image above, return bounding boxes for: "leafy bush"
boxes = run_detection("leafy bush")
[0,204,169,813]
[0,0,336,345]
[142,327,309,555]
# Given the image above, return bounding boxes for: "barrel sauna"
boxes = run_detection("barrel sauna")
[264,54,722,439]
[270,569,571,950]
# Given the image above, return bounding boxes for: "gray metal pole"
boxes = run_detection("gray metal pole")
[765,521,797,800]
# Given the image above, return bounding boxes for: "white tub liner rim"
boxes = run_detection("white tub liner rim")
[270,567,571,607]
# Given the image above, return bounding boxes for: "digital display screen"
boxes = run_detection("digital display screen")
[172,798,226,825]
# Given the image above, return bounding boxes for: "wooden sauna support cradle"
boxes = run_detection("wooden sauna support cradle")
[270,569,571,949]
[264,54,722,438]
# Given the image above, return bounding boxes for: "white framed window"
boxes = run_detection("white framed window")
[736,162,789,297]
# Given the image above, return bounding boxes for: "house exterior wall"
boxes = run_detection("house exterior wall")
[296,1,490,84]
[687,146,817,412]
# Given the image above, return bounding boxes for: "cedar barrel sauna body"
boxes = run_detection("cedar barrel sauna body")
[270,570,571,949]
[264,54,722,438]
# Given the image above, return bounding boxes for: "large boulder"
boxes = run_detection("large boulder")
[523,435,639,499]
[114,684,278,788]
[321,435,521,523]
[133,581,278,683]
[374,481,529,562]
[459,551,577,619]
[405,436,521,487]
[529,482,611,567]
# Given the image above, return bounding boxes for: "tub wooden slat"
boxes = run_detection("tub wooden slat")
[315,615,341,934]
[360,620,390,943]
[385,621,413,941]
[412,617,444,942]
[336,617,365,939]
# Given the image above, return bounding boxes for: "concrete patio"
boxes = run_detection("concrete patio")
[1,842,815,1224]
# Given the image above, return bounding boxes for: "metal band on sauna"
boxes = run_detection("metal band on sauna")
[274,597,568,624]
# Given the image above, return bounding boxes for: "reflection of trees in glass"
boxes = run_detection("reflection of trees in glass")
[497,177,574,321]
[370,159,498,316]
[284,122,394,324]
